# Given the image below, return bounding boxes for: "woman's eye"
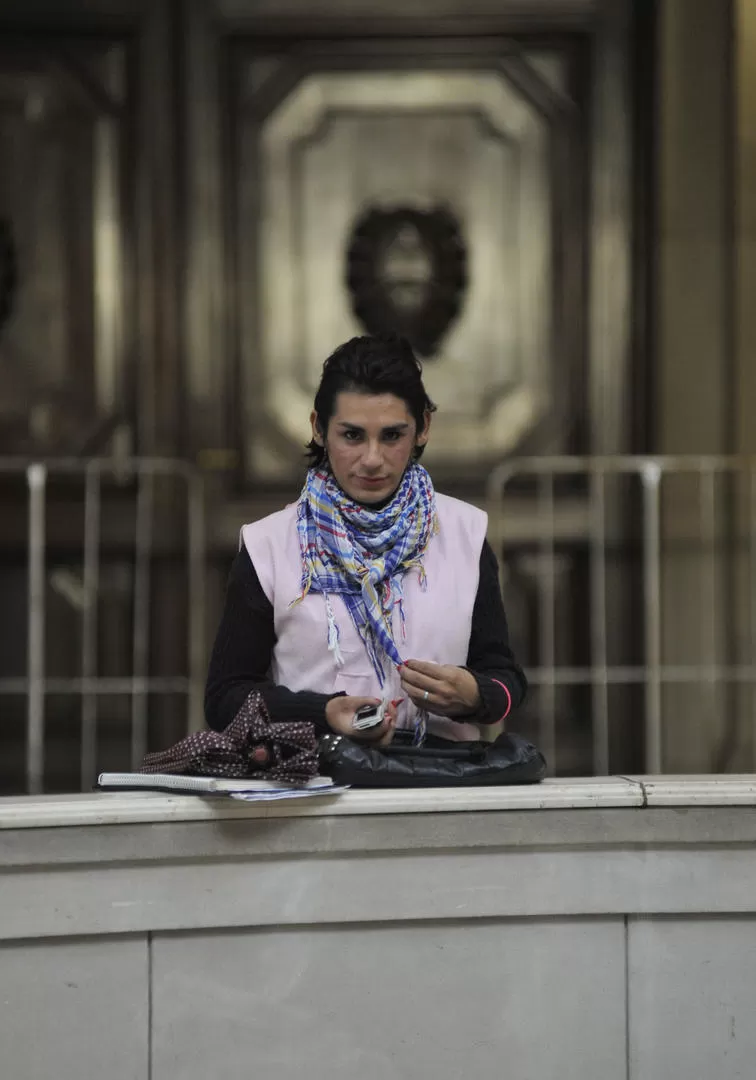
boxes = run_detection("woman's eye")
[343,430,361,441]
[383,431,401,442]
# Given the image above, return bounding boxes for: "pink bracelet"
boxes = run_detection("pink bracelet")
[490,679,512,723]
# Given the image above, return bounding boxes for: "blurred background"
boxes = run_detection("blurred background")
[0,0,754,793]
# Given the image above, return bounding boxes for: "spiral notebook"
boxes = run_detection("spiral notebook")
[96,772,347,800]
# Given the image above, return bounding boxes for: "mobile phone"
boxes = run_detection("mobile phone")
[352,700,387,731]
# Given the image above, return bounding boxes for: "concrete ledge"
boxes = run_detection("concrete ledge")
[1,776,756,942]
[0,776,646,829]
[624,775,756,806]
[3,775,756,832]
[4,775,756,1080]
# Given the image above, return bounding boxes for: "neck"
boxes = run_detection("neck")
[358,487,400,510]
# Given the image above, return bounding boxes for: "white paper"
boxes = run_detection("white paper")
[229,786,350,803]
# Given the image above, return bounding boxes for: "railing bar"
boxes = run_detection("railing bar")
[751,466,756,770]
[0,456,197,475]
[486,456,752,486]
[538,473,557,771]
[4,454,751,478]
[7,668,756,689]
[590,468,610,773]
[80,465,101,791]
[12,670,756,690]
[130,471,154,769]
[187,473,206,733]
[26,464,47,795]
[535,664,756,679]
[0,678,191,694]
[513,667,756,686]
[642,463,663,772]
[700,465,719,748]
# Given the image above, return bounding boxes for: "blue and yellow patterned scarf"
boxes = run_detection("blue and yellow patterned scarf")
[292,463,439,685]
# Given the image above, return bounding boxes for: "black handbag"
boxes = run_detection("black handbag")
[318,730,547,788]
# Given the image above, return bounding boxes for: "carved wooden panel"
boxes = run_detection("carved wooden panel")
[231,44,584,484]
[0,41,130,455]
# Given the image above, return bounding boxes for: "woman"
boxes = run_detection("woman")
[205,334,526,746]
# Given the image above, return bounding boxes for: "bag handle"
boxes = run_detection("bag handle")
[384,742,488,762]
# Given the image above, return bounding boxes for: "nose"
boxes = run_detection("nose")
[362,440,383,471]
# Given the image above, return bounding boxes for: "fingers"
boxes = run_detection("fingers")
[401,675,443,711]
[399,661,462,713]
[398,666,447,709]
[401,686,434,710]
[402,659,442,677]
[398,664,440,695]
[376,710,396,746]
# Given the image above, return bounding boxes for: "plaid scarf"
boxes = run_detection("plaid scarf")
[292,463,439,685]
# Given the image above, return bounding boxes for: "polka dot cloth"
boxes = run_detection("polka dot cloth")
[140,691,318,785]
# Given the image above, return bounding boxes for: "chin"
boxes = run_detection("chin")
[348,480,395,504]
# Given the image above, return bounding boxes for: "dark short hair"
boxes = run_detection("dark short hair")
[306,334,437,468]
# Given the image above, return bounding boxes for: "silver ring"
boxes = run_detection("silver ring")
[423,690,429,702]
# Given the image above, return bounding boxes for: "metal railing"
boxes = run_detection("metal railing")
[487,456,756,775]
[0,458,206,794]
[5,453,754,791]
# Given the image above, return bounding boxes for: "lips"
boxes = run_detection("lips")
[357,476,387,485]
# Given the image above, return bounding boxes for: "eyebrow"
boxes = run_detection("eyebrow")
[335,422,410,434]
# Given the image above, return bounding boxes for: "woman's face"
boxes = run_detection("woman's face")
[311,391,431,505]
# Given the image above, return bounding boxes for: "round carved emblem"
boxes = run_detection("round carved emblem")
[345,204,467,357]
[0,218,16,339]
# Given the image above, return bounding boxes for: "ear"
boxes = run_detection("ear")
[415,408,432,449]
[310,410,324,445]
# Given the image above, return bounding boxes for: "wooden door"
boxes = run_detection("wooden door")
[225,36,589,488]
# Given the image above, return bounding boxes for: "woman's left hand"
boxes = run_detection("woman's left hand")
[398,659,481,717]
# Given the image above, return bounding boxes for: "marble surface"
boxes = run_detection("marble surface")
[151,920,626,1080]
[2,775,756,829]
[3,770,756,1080]
[624,774,756,806]
[628,916,756,1080]
[1,936,149,1080]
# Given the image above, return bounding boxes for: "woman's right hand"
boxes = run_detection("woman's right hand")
[325,696,396,745]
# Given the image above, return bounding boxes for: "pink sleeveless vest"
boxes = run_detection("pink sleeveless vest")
[241,493,488,741]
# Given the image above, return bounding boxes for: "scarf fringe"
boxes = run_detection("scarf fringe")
[324,595,344,666]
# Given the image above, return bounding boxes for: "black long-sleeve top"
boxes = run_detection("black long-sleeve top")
[205,539,526,735]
